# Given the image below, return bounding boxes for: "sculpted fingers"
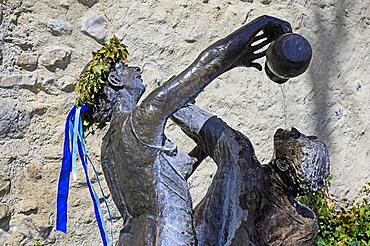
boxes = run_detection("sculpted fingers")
[251,38,271,52]
[257,15,292,40]
[249,62,263,71]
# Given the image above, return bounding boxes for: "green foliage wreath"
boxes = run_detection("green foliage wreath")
[75,36,128,132]
[76,36,129,106]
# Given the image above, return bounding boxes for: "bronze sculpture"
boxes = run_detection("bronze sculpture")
[172,104,329,245]
[83,15,328,245]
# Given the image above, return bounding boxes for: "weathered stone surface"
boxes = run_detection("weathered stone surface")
[81,11,108,43]
[35,217,53,239]
[59,0,70,9]
[0,101,31,139]
[33,75,75,95]
[78,0,98,7]
[0,74,37,88]
[40,47,72,71]
[0,5,3,25]
[293,0,306,5]
[15,53,39,71]
[3,234,25,246]
[0,0,369,245]
[0,204,11,231]
[47,19,73,36]
[26,163,42,180]
[0,175,11,198]
[260,0,271,4]
[18,199,38,215]
[56,75,76,92]
[0,49,3,65]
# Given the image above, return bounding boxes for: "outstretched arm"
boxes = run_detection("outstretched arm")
[132,16,292,145]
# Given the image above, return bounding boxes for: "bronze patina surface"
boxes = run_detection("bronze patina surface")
[172,104,329,245]
[88,15,326,245]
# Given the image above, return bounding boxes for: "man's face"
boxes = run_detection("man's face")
[92,62,146,123]
[108,63,145,92]
[273,128,330,194]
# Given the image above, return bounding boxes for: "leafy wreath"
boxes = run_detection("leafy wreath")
[75,36,129,132]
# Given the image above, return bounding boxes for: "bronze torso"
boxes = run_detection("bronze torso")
[101,112,196,245]
[256,187,317,246]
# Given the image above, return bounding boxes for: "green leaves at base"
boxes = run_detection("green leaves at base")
[298,180,370,246]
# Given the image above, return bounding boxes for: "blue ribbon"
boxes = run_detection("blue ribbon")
[56,106,76,233]
[71,107,81,181]
[56,105,112,246]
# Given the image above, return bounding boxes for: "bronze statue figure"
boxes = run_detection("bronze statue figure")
[172,104,329,245]
[85,15,327,245]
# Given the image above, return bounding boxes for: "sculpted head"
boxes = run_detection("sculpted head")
[271,127,330,196]
[91,62,146,123]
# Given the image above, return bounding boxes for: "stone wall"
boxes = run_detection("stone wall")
[0,0,369,245]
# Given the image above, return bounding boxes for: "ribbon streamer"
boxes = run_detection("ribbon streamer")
[56,106,112,246]
[71,107,81,181]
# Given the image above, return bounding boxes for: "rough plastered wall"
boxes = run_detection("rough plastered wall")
[0,0,369,245]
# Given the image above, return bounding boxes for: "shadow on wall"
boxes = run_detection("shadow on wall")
[309,0,348,145]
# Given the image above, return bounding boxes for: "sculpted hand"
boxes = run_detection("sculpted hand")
[231,15,292,71]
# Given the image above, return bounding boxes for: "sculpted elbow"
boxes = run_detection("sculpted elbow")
[198,45,225,65]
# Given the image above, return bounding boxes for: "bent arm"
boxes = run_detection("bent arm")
[132,16,289,145]
[171,104,214,139]
[187,145,208,179]
[172,104,231,178]
[171,104,229,159]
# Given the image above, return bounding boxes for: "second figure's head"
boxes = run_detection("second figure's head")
[271,127,330,196]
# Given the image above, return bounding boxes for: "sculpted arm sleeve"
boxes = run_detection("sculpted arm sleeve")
[132,16,291,145]
[172,104,229,159]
